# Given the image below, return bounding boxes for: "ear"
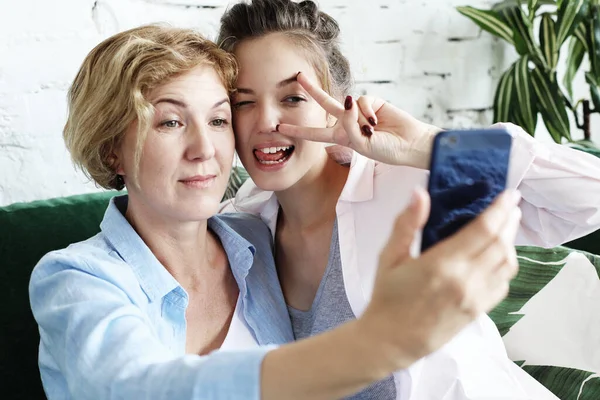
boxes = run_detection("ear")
[109,150,125,176]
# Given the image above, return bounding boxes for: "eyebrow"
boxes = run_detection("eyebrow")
[153,97,230,109]
[154,98,188,108]
[235,74,298,94]
[211,98,230,109]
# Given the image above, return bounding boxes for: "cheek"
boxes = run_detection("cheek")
[299,140,325,158]
[216,129,236,157]
[292,104,328,127]
[233,121,252,149]
[136,147,169,181]
[233,112,247,132]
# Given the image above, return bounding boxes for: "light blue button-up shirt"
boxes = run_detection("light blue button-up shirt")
[29,195,294,400]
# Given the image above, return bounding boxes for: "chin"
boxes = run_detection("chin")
[248,170,298,193]
[180,200,221,221]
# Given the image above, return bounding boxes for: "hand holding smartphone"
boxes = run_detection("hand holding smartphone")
[421,129,513,252]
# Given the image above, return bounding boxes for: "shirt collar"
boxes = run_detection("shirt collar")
[100,195,256,302]
[207,216,256,293]
[335,146,374,203]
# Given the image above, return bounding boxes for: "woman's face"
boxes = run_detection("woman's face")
[232,33,330,192]
[115,65,235,222]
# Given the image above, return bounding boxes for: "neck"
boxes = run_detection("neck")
[275,149,349,231]
[125,197,216,288]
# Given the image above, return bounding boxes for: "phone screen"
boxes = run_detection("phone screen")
[420,129,513,252]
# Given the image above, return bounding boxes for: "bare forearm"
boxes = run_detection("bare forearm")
[260,319,408,400]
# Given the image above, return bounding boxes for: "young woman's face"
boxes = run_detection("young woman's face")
[232,33,330,192]
[115,65,235,222]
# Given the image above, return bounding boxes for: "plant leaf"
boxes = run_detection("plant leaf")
[457,6,515,44]
[527,0,539,14]
[512,56,538,135]
[494,63,517,123]
[492,0,556,13]
[585,72,600,111]
[575,21,589,51]
[540,13,559,71]
[497,5,548,69]
[587,4,600,78]
[526,0,560,14]
[556,0,590,46]
[530,68,571,142]
[564,36,587,99]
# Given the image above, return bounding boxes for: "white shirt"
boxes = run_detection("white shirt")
[222,124,600,399]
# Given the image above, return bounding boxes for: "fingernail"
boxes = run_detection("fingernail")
[295,71,301,79]
[368,116,377,126]
[361,124,373,137]
[275,124,280,132]
[344,95,353,111]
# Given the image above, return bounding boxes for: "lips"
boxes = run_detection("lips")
[254,144,295,165]
[179,174,216,188]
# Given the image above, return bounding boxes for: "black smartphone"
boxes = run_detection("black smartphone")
[420,128,513,252]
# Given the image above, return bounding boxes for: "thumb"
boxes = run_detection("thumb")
[379,188,430,268]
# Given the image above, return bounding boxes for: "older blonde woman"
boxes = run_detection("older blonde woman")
[29,24,522,400]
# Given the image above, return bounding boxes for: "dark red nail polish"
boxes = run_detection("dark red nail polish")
[276,124,280,132]
[361,125,373,137]
[368,117,377,126]
[344,95,353,111]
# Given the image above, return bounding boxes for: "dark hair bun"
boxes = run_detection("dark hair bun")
[298,1,340,42]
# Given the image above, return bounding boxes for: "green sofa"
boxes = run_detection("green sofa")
[1,191,119,399]
[2,165,600,399]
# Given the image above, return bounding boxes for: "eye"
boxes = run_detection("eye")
[232,100,254,109]
[210,118,229,128]
[283,96,306,105]
[161,120,182,128]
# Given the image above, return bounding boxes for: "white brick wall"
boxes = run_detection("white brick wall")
[1,0,597,206]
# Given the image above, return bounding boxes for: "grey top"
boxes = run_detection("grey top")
[288,220,397,399]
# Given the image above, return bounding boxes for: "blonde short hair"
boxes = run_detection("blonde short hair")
[64,24,237,190]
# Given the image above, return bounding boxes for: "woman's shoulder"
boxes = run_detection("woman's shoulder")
[215,212,271,245]
[30,232,137,291]
[363,161,429,202]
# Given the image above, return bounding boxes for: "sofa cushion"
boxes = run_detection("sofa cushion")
[491,246,600,399]
[1,190,120,399]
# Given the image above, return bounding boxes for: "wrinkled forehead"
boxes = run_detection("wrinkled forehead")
[146,65,230,106]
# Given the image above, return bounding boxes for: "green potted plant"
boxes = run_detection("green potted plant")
[457,0,600,149]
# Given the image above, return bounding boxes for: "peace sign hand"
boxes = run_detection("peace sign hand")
[276,72,442,169]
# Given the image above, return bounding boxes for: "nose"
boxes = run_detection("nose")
[185,123,215,161]
[255,101,280,135]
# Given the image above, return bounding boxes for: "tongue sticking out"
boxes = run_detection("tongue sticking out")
[255,150,288,162]
[254,146,294,164]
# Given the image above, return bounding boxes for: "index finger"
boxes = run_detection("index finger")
[297,71,345,117]
[276,123,336,143]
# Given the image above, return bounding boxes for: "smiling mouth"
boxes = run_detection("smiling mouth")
[254,145,295,165]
